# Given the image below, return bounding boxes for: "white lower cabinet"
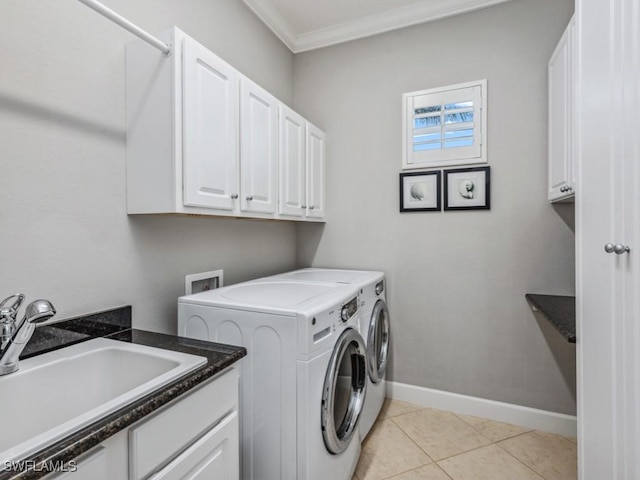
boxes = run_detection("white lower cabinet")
[62,447,109,480]
[46,437,127,480]
[45,367,239,480]
[149,412,239,480]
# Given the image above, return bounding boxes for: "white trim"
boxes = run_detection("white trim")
[402,79,487,170]
[242,0,514,53]
[184,269,224,295]
[242,0,298,51]
[386,381,577,438]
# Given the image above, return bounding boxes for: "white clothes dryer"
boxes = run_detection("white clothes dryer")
[262,268,390,440]
[178,280,367,480]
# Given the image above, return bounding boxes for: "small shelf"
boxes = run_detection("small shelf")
[525,294,576,343]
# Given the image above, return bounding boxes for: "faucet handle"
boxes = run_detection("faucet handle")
[0,294,25,323]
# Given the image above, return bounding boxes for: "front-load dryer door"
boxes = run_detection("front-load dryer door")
[321,328,367,454]
[367,300,390,383]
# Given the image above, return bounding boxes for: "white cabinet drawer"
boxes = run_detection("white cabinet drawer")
[149,411,239,480]
[129,368,238,480]
[46,447,107,480]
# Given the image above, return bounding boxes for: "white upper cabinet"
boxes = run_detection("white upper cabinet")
[126,27,325,222]
[277,106,326,221]
[240,78,278,214]
[548,16,576,202]
[306,123,326,220]
[279,104,306,218]
[183,36,239,211]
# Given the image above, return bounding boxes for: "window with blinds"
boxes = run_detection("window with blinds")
[402,80,487,169]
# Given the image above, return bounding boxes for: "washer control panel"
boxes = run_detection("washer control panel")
[340,296,359,322]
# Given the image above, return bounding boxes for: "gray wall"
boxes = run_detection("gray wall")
[0,0,296,333]
[294,0,577,414]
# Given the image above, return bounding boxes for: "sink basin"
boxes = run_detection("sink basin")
[0,337,207,464]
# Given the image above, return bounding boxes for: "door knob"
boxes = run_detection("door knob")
[605,243,630,254]
[246,195,253,201]
[231,193,239,199]
[614,244,630,254]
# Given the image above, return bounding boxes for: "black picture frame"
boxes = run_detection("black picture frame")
[399,171,441,212]
[443,166,491,211]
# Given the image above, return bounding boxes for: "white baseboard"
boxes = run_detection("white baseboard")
[386,381,577,438]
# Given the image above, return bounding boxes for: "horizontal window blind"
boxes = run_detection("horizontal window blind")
[403,80,486,169]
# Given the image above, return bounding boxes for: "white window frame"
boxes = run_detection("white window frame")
[402,79,487,170]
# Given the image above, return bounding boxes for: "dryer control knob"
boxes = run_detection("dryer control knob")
[340,307,350,322]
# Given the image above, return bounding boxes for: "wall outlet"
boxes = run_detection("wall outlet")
[185,269,224,295]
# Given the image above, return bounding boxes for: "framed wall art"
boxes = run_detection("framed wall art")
[443,166,490,210]
[399,171,441,212]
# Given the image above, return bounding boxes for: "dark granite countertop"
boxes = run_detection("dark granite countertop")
[525,294,576,343]
[1,306,246,480]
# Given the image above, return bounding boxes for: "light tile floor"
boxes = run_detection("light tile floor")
[353,399,577,480]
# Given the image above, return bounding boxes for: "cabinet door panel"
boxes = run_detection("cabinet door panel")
[240,78,277,214]
[183,36,238,210]
[578,1,640,478]
[278,105,306,217]
[46,447,108,480]
[130,369,237,480]
[548,18,574,201]
[149,412,239,480]
[306,123,326,220]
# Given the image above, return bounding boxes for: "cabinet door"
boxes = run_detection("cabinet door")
[149,412,239,480]
[548,18,575,202]
[46,447,108,480]
[45,429,128,480]
[183,36,239,211]
[130,369,237,480]
[306,122,326,220]
[278,105,306,217]
[578,1,640,478]
[240,78,278,214]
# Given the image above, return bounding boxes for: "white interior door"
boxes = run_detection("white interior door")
[183,36,239,210]
[576,1,640,478]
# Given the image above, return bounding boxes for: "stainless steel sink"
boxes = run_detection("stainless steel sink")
[0,337,206,463]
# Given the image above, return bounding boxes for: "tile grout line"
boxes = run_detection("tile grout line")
[382,462,455,480]
[377,402,574,480]
[452,412,535,442]
[387,415,438,465]
[386,416,437,466]
[387,414,535,480]
[390,409,497,464]
[493,439,550,480]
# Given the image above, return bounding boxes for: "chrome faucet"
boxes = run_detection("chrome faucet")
[0,294,56,375]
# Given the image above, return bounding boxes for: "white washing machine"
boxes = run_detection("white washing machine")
[178,280,367,480]
[262,268,390,440]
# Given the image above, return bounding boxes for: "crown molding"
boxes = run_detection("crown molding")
[243,0,298,51]
[243,0,513,53]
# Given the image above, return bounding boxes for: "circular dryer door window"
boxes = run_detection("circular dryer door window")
[367,300,390,383]
[321,328,367,454]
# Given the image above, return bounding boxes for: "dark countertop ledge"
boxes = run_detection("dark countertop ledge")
[1,307,245,480]
[526,294,576,343]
